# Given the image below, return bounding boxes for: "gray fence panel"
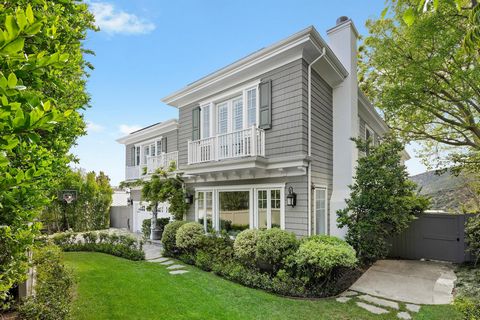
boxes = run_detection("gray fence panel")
[388,213,469,263]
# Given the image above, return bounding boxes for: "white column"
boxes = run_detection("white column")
[327,18,359,238]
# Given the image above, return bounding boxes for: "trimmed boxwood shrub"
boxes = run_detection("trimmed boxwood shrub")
[176,222,205,251]
[233,229,260,266]
[288,235,357,280]
[142,218,170,240]
[255,228,298,272]
[195,232,234,271]
[161,220,187,256]
[18,244,73,320]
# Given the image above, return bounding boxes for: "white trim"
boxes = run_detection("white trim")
[198,80,260,107]
[116,119,178,145]
[161,26,348,108]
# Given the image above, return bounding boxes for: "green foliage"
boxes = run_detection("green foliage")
[0,0,96,307]
[195,233,234,271]
[142,218,170,240]
[361,0,480,172]
[233,229,261,266]
[161,221,187,256]
[455,297,480,320]
[175,222,205,252]
[255,228,298,272]
[53,231,145,261]
[41,169,113,232]
[466,214,480,266]
[288,235,357,280]
[18,244,73,320]
[337,137,430,263]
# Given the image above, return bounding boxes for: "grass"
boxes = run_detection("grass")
[64,252,461,320]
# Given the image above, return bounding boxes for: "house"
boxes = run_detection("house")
[118,17,395,238]
[116,119,179,232]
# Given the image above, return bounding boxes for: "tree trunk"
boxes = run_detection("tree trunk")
[150,201,160,240]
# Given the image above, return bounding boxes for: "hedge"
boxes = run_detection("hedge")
[52,231,145,261]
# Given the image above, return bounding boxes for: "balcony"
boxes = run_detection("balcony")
[188,126,265,165]
[125,151,178,180]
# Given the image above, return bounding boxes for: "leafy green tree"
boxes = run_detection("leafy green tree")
[360,0,480,172]
[337,137,430,263]
[388,0,480,52]
[0,1,95,307]
[121,164,190,240]
[41,169,113,232]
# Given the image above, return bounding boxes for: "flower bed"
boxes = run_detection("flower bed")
[52,231,145,261]
[162,222,360,297]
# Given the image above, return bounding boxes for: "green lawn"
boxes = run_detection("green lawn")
[64,252,460,320]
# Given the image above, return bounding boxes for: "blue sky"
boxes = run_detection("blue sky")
[72,0,427,185]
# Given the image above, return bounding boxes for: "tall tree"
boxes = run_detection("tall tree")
[0,1,95,307]
[360,0,480,172]
[337,137,430,263]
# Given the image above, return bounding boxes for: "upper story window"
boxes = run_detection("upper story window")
[196,84,259,140]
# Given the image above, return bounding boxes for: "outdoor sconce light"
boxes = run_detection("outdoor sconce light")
[127,198,133,206]
[184,193,193,204]
[286,186,296,208]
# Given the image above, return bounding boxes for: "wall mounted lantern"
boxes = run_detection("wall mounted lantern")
[184,193,193,204]
[286,186,297,208]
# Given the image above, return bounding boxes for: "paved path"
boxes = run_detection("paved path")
[350,260,456,305]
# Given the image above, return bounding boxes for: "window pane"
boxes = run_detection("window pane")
[258,190,267,229]
[219,191,249,236]
[197,192,205,224]
[316,189,327,235]
[232,97,243,131]
[202,105,210,138]
[271,190,281,228]
[217,103,228,134]
[135,146,140,165]
[247,88,257,127]
[206,192,213,231]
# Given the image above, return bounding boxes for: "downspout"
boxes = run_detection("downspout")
[307,45,326,236]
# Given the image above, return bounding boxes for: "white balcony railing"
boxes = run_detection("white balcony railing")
[125,151,178,180]
[188,126,265,165]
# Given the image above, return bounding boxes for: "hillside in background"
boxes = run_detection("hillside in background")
[410,170,479,212]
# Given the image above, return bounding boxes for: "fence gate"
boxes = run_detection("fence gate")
[388,213,469,263]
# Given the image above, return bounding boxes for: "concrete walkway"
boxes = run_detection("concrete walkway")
[350,260,456,305]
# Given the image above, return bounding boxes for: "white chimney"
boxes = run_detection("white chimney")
[327,17,360,238]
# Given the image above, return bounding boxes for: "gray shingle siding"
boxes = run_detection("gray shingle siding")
[306,65,334,235]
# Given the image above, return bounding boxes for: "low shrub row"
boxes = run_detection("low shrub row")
[18,244,73,320]
[161,222,359,297]
[142,218,170,240]
[52,231,145,261]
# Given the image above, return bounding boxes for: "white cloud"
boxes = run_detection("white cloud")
[90,2,155,35]
[86,121,105,133]
[119,124,142,135]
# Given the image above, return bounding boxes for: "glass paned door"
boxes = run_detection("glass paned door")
[197,191,213,232]
[257,189,281,229]
[315,188,327,235]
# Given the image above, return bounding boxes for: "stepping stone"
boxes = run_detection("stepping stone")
[336,297,351,303]
[397,311,412,319]
[169,270,189,275]
[358,295,399,310]
[356,302,389,315]
[341,290,358,297]
[160,260,174,265]
[167,264,185,270]
[405,303,421,313]
[148,257,169,263]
